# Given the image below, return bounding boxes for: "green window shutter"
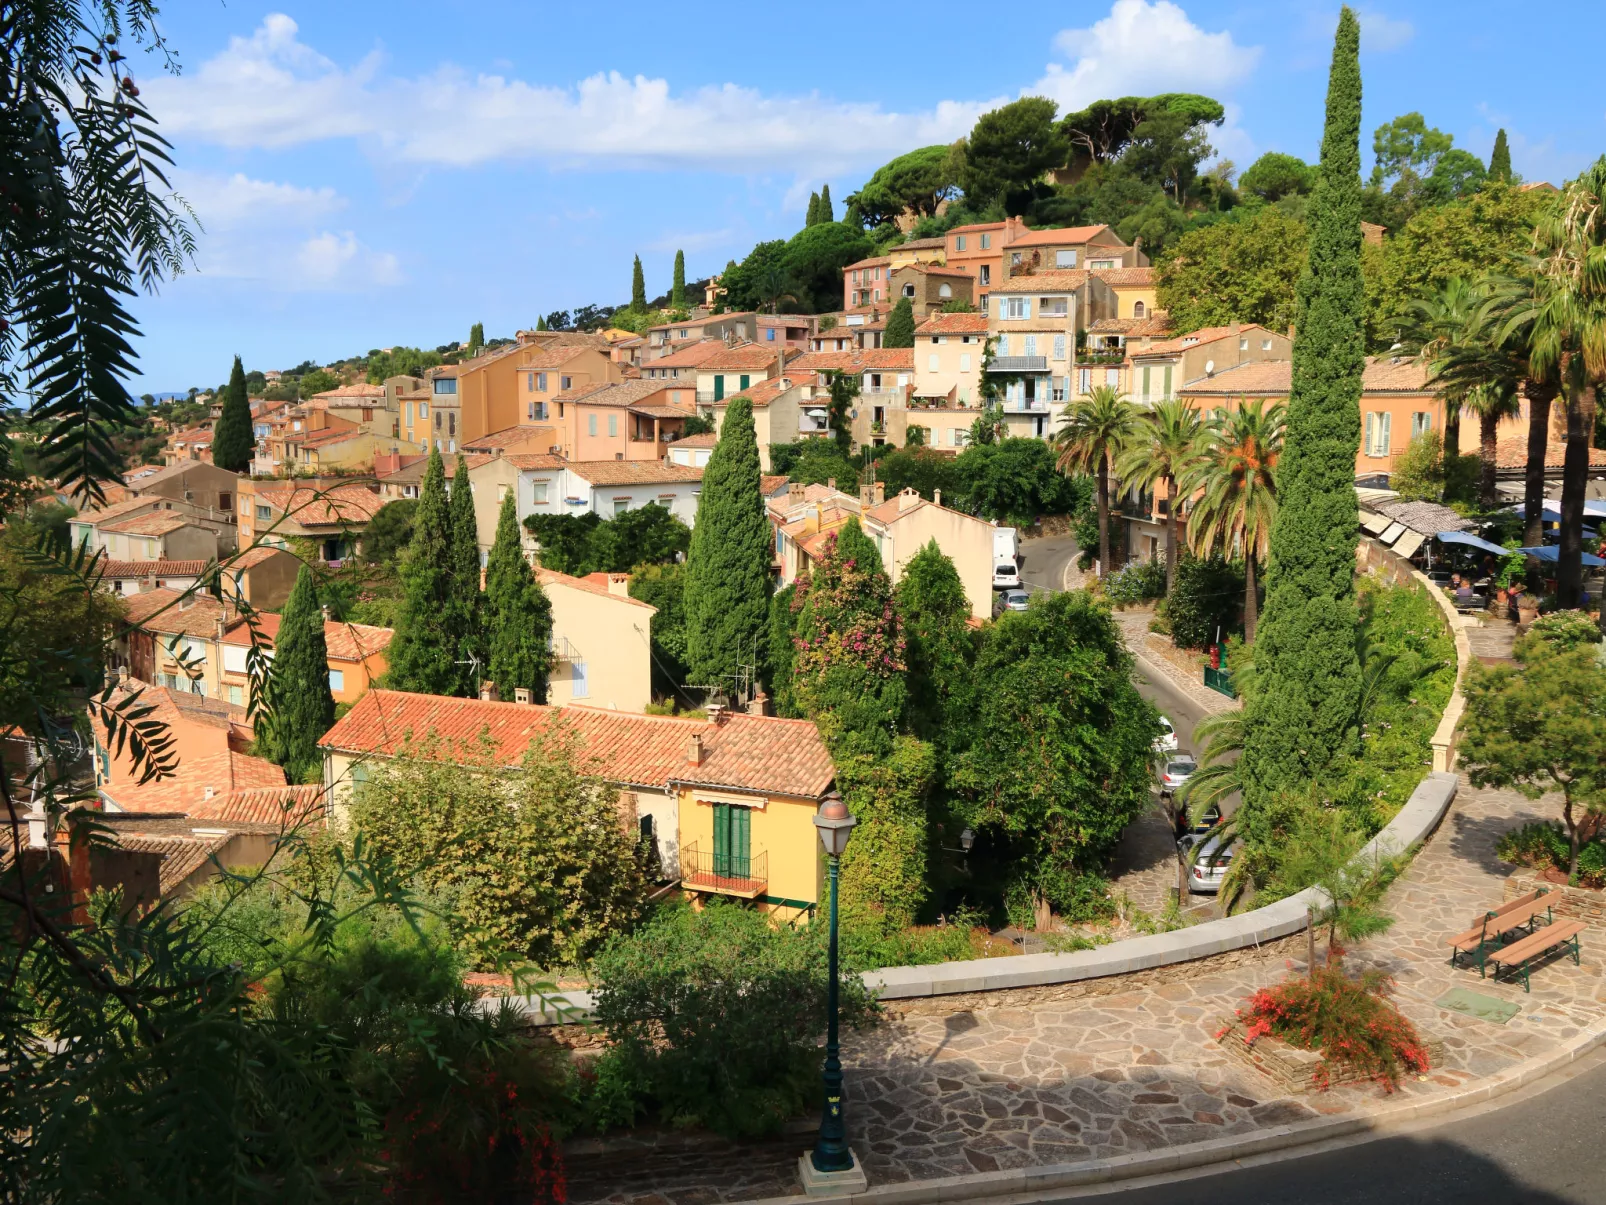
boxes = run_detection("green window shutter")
[713,376,725,401]
[739,374,750,390]
[713,804,730,875]
[1162,365,1173,398]
[734,804,750,876]
[1142,366,1151,399]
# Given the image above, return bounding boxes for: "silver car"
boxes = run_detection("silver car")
[1158,757,1196,798]
[1178,831,1234,894]
[1001,589,1030,612]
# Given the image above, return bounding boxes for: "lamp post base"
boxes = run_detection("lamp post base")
[798,1148,868,1197]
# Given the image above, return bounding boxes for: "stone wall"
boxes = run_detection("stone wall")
[1504,872,1606,926]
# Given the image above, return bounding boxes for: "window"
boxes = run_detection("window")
[527,402,536,421]
[955,234,967,251]
[560,375,572,391]
[1412,411,1433,438]
[1133,301,1146,318]
[588,414,598,437]
[1055,249,1077,268]
[978,264,990,285]
[328,669,345,693]
[1001,296,1031,319]
[1053,334,1067,361]
[351,761,370,786]
[183,636,207,664]
[980,233,991,249]
[739,375,750,390]
[223,644,248,674]
[1040,297,1068,317]
[255,504,272,521]
[218,491,231,510]
[435,410,442,430]
[712,803,751,876]
[766,327,776,341]
[1239,337,1249,351]
[1024,335,1038,357]
[1079,367,1091,393]
[938,283,952,299]
[433,378,456,395]
[534,401,547,420]
[713,375,725,402]
[997,335,1009,357]
[927,353,940,371]
[537,372,548,391]
[1261,339,1273,351]
[419,402,428,418]
[1106,367,1120,387]
[607,414,618,437]
[448,412,455,436]
[1365,411,1393,456]
[902,283,915,298]
[227,684,244,706]
[571,659,588,698]
[658,493,676,507]
[1011,252,1022,266]
[959,353,972,372]
[613,498,630,516]
[531,481,549,505]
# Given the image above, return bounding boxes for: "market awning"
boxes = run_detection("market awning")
[1393,530,1426,559]
[1509,500,1606,520]
[1517,545,1606,566]
[1359,510,1392,535]
[1437,531,1511,556]
[1379,521,1406,544]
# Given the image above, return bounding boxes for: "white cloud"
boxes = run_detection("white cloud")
[1030,0,1260,112]
[295,232,402,289]
[171,169,344,228]
[1355,9,1414,52]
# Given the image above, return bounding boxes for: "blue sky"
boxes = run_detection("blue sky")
[129,0,1606,393]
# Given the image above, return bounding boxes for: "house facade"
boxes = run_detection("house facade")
[909,311,990,449]
[221,613,394,708]
[537,569,655,712]
[236,480,386,564]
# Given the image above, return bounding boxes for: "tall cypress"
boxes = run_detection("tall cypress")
[211,355,253,473]
[806,192,821,227]
[263,564,335,783]
[1488,128,1512,182]
[387,447,461,695]
[1242,7,1365,802]
[485,491,553,702]
[450,454,484,695]
[671,249,686,309]
[468,322,484,357]
[883,297,916,348]
[630,256,647,312]
[895,540,976,768]
[684,396,770,692]
[819,183,834,223]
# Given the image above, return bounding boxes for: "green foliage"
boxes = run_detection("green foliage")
[525,511,601,575]
[875,446,962,502]
[956,437,1089,526]
[1165,554,1244,649]
[1387,431,1445,501]
[718,239,787,312]
[671,249,686,308]
[388,448,467,695]
[1498,821,1606,888]
[883,296,916,348]
[1103,558,1166,605]
[833,735,936,935]
[351,729,650,967]
[449,455,485,689]
[846,145,959,227]
[763,582,798,716]
[360,499,418,569]
[1156,206,1307,333]
[840,912,981,970]
[261,566,335,783]
[630,255,646,311]
[1241,152,1314,202]
[819,184,834,223]
[297,368,338,399]
[365,345,444,384]
[959,97,1068,214]
[895,541,977,765]
[681,412,714,437]
[956,592,1159,920]
[806,192,821,226]
[467,322,485,357]
[1246,9,1365,803]
[777,438,861,490]
[685,397,771,689]
[525,505,688,578]
[783,222,874,312]
[630,562,691,702]
[1488,128,1512,183]
[486,492,553,703]
[1526,609,1603,651]
[211,355,253,473]
[588,902,875,1139]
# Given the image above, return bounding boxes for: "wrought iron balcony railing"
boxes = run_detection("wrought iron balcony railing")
[680,843,768,898]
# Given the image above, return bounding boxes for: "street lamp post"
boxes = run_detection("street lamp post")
[805,789,860,1189]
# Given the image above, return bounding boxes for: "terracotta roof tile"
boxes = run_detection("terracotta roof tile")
[100,512,198,537]
[521,345,597,370]
[1132,323,1280,359]
[914,312,989,335]
[1006,224,1113,247]
[564,461,705,486]
[120,588,238,637]
[500,453,569,470]
[895,263,974,279]
[790,349,915,372]
[700,343,796,372]
[223,546,296,570]
[253,483,385,526]
[309,383,385,401]
[187,783,327,827]
[1177,356,1431,396]
[321,689,835,798]
[537,568,656,611]
[649,340,734,369]
[1092,267,1156,286]
[464,425,560,452]
[565,380,688,408]
[675,433,719,448]
[713,372,823,409]
[844,255,892,270]
[991,270,1090,294]
[99,559,210,579]
[1494,439,1606,470]
[220,612,395,663]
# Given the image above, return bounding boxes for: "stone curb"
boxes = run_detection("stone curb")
[724,1018,1606,1205]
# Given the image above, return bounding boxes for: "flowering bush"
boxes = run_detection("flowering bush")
[1233,958,1430,1091]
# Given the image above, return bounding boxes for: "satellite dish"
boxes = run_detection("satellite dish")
[1205,359,1215,376]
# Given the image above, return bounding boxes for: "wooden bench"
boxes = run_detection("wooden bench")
[1485,919,1586,992]
[1448,889,1551,973]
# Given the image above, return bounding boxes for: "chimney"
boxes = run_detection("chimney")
[480,680,499,702]
[898,487,921,512]
[203,785,216,800]
[685,732,706,766]
[788,481,804,506]
[933,488,942,508]
[705,701,727,726]
[873,481,886,505]
[605,573,631,598]
[747,690,771,717]
[24,807,48,850]
[216,614,227,643]
[827,477,836,492]
[859,481,875,507]
[514,686,533,704]
[116,664,129,687]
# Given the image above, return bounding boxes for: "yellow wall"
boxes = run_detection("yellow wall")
[676,789,823,910]
[543,578,654,713]
[1108,282,1158,320]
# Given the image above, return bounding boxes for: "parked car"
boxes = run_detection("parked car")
[1000,589,1030,612]
[1158,756,1196,798]
[1153,715,1178,754]
[992,560,1022,589]
[1178,830,1234,894]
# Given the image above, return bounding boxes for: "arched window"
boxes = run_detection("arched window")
[903,284,916,298]
[938,283,953,299]
[1132,301,1146,318]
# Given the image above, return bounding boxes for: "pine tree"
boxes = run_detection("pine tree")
[468,322,484,357]
[485,491,553,702]
[211,355,253,473]
[806,192,821,227]
[630,256,647,312]
[450,454,485,695]
[1242,7,1365,802]
[263,564,335,783]
[895,540,976,766]
[671,249,686,309]
[684,397,770,691]
[883,297,916,348]
[1489,128,1512,182]
[819,183,834,223]
[387,447,462,695]
[536,315,548,331]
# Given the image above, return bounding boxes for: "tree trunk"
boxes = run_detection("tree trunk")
[1558,384,1594,609]
[1096,456,1111,579]
[1164,473,1178,594]
[1566,796,1580,882]
[1444,401,1461,462]
[1480,409,1499,508]
[1243,554,1259,643]
[1523,379,1557,549]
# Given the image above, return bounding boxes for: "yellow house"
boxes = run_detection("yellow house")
[910,311,989,450]
[704,372,829,471]
[536,569,655,713]
[1092,266,1159,322]
[319,690,837,919]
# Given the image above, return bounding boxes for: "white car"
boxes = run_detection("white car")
[1153,715,1178,754]
[1158,756,1196,798]
[992,560,1022,589]
[1178,831,1234,894]
[1001,589,1030,612]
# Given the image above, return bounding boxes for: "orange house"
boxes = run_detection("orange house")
[445,334,620,445]
[221,613,394,706]
[552,380,698,461]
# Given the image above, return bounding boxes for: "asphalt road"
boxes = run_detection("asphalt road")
[1042,1053,1606,1205]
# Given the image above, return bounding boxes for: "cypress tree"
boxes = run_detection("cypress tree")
[1489,128,1512,182]
[895,540,976,766]
[684,397,770,691]
[468,322,484,357]
[485,491,553,702]
[387,447,461,695]
[536,315,548,331]
[263,564,335,783]
[671,249,686,309]
[806,192,821,226]
[450,454,484,695]
[1242,7,1365,802]
[630,256,647,312]
[211,354,253,473]
[883,297,916,348]
[819,183,834,223]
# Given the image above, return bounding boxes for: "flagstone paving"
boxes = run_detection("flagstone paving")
[569,777,1606,1204]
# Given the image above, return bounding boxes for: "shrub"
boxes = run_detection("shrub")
[588,901,876,1139]
[1230,957,1430,1091]
[841,910,981,970]
[1103,558,1165,606]
[1526,609,1602,652]
[1497,820,1606,887]
[1165,555,1244,649]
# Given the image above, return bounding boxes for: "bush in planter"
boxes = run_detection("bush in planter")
[1165,554,1244,649]
[1497,820,1606,887]
[1228,956,1430,1091]
[1103,558,1165,606]
[587,901,877,1139]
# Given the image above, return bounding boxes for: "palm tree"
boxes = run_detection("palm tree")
[1053,385,1144,578]
[1114,398,1207,593]
[1485,268,1566,547]
[1429,291,1524,507]
[1398,276,1483,458]
[755,265,800,315]
[1181,399,1285,642]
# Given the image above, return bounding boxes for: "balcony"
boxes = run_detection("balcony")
[695,390,719,404]
[680,843,768,898]
[549,634,581,662]
[1004,401,1052,414]
[988,356,1048,373]
[1076,349,1126,366]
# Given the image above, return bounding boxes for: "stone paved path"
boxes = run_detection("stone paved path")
[571,777,1606,1204]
